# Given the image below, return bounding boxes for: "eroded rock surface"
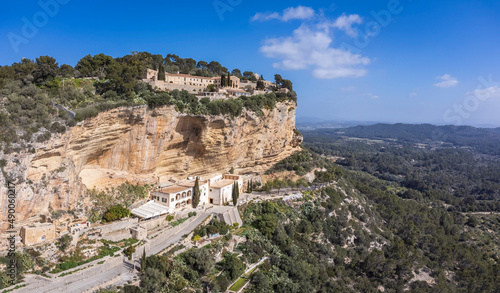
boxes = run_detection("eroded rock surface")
[0,102,302,230]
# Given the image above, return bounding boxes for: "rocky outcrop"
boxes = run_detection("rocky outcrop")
[0,102,302,230]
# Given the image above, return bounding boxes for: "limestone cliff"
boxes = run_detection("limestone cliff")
[0,102,302,230]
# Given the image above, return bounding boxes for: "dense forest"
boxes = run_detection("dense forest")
[0,52,296,154]
[325,123,500,156]
[118,167,499,292]
[303,124,500,212]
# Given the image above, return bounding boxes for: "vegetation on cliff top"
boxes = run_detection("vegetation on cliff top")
[0,52,297,153]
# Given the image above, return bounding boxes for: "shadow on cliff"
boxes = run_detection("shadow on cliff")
[173,116,208,157]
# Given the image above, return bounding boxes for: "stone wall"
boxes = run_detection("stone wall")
[164,83,205,93]
[20,224,56,245]
[140,216,168,231]
[130,225,147,240]
[94,218,138,235]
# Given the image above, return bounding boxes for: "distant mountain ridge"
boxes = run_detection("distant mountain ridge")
[303,123,500,156]
[296,117,382,130]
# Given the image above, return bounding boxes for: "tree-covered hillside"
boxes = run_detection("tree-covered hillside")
[0,52,296,154]
[303,124,500,212]
[117,167,499,292]
[324,123,500,156]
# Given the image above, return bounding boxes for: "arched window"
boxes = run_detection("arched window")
[182,192,186,198]
[187,190,192,197]
[176,194,180,200]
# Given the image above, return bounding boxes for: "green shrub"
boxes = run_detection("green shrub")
[74,107,99,121]
[56,234,73,252]
[50,122,66,134]
[124,246,136,259]
[36,131,52,142]
[102,204,130,222]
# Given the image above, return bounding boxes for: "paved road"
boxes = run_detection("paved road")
[13,206,234,293]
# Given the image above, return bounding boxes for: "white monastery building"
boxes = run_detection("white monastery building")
[150,174,243,210]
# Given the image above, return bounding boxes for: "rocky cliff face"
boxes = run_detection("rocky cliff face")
[0,102,302,230]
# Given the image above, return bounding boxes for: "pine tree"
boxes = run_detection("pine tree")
[257,76,265,90]
[232,182,239,206]
[158,63,165,81]
[236,182,240,200]
[257,79,264,90]
[247,179,253,193]
[192,177,200,208]
[221,74,226,87]
[250,179,253,193]
[140,247,146,273]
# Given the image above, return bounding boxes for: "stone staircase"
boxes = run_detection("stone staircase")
[217,207,243,227]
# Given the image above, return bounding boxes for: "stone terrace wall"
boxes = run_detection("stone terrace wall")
[94,218,138,235]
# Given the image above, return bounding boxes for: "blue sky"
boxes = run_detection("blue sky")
[1,0,500,126]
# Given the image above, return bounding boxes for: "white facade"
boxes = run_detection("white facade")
[199,182,209,205]
[151,174,244,210]
[208,175,243,205]
[209,183,233,205]
[179,180,209,206]
[208,174,223,185]
[151,185,193,209]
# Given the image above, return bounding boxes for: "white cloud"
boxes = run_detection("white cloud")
[341,86,356,92]
[252,6,315,22]
[251,12,281,22]
[467,86,500,100]
[409,92,418,97]
[260,24,370,79]
[366,93,379,99]
[254,7,369,79]
[283,6,315,21]
[332,14,362,37]
[434,74,459,88]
